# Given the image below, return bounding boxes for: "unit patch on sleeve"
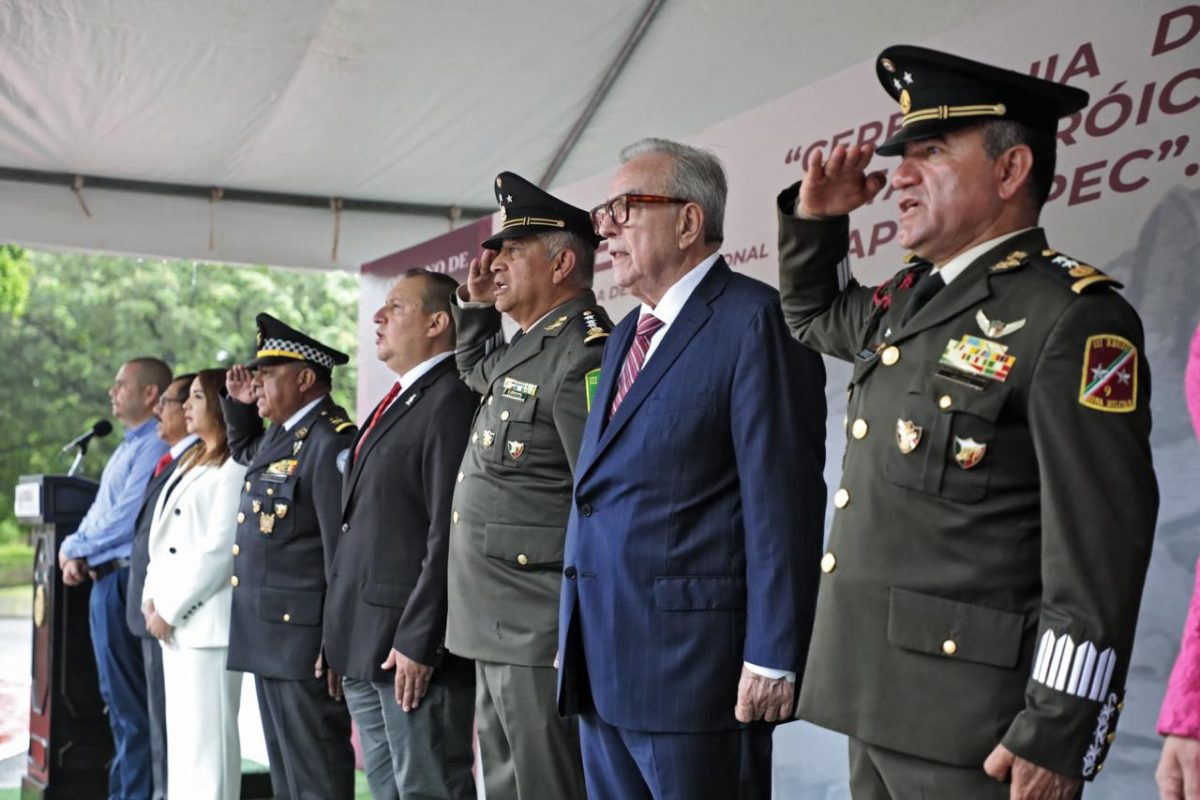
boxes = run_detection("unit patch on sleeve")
[1078,335,1137,412]
[584,368,601,412]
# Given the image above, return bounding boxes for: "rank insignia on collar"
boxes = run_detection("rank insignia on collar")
[953,437,987,469]
[502,377,538,401]
[1079,334,1137,412]
[481,430,496,448]
[989,250,1029,273]
[896,419,923,454]
[507,440,525,460]
[294,426,309,440]
[975,309,1026,339]
[544,315,568,332]
[940,335,1016,382]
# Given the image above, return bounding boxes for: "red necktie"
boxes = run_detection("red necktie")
[354,381,401,462]
[152,452,173,478]
[608,313,664,419]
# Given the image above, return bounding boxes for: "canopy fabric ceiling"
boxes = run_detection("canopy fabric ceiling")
[0,0,991,270]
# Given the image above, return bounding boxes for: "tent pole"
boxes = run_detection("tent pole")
[538,0,666,188]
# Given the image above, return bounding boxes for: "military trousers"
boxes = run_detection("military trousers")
[255,674,356,800]
[849,738,1025,800]
[475,660,587,800]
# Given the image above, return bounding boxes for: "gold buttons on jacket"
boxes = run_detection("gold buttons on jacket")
[283,613,291,623]
[516,554,529,566]
[237,512,245,524]
[833,488,850,508]
[820,552,837,573]
[487,396,494,405]
[500,410,510,421]
[1106,732,1116,744]
[457,471,464,483]
[244,481,251,491]
[471,432,479,443]
[881,345,900,366]
[851,419,868,439]
[232,544,240,556]
[266,487,275,496]
[942,639,958,655]
[230,576,239,588]
[452,511,460,524]
[938,395,953,410]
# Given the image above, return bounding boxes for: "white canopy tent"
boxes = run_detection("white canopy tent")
[0,0,992,270]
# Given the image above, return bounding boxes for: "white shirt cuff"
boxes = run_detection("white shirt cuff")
[744,661,796,683]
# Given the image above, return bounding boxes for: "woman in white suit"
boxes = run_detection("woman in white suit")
[142,368,248,800]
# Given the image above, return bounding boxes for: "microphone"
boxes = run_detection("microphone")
[60,420,113,454]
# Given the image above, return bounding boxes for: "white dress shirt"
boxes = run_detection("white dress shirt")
[932,227,1033,285]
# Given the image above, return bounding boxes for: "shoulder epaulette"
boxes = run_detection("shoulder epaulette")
[579,308,611,345]
[323,413,356,434]
[991,247,1123,294]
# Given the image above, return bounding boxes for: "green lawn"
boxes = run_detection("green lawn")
[0,542,33,588]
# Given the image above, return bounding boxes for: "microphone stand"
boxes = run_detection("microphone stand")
[66,439,92,478]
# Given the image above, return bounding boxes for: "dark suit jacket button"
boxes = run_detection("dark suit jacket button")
[341,523,349,533]
[580,503,592,517]
[173,508,181,516]
[564,566,578,579]
[169,547,176,554]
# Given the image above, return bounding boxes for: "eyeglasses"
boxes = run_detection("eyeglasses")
[589,193,689,233]
[156,396,185,408]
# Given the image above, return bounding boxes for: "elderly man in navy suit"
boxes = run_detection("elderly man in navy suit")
[557,138,827,799]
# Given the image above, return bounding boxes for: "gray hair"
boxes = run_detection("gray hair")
[619,137,726,244]
[538,230,596,288]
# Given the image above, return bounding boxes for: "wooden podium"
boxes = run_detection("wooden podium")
[15,474,110,799]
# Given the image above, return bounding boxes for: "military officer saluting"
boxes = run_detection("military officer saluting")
[776,47,1158,798]
[445,172,611,800]
[222,313,357,800]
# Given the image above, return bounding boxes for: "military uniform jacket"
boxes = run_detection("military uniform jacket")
[222,393,356,680]
[776,183,1158,780]
[323,358,477,686]
[445,290,611,666]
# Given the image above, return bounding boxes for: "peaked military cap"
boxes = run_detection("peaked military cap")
[482,171,603,250]
[875,45,1090,155]
[246,313,349,372]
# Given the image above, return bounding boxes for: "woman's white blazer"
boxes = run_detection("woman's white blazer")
[143,457,249,649]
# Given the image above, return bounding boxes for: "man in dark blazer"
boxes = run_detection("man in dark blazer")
[323,269,478,800]
[125,371,197,800]
[557,137,827,799]
[776,46,1157,799]
[222,314,357,800]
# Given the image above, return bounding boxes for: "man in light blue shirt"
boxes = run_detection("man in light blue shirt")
[59,357,171,800]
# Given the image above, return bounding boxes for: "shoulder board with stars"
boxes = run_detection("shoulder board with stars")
[990,248,1123,294]
[579,309,611,345]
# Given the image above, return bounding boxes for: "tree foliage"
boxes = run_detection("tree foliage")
[0,250,359,542]
[0,244,32,316]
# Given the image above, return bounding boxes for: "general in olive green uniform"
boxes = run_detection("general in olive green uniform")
[223,314,358,800]
[777,47,1158,797]
[445,172,610,800]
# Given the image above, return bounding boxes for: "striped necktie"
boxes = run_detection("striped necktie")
[608,313,664,419]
